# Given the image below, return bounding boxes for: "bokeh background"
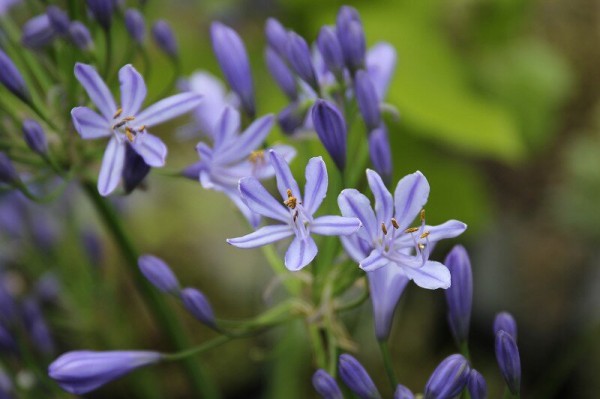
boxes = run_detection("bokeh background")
[3,0,600,398]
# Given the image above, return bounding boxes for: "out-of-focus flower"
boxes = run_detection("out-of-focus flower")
[444,245,473,345]
[312,369,343,399]
[424,354,470,399]
[354,70,381,131]
[467,369,487,399]
[338,354,382,399]
[34,273,61,304]
[495,330,521,395]
[228,151,361,271]
[336,6,366,72]
[0,0,20,15]
[265,18,288,56]
[265,47,297,100]
[138,255,180,293]
[286,32,318,91]
[22,14,56,48]
[152,20,178,58]
[69,22,93,51]
[277,102,311,136]
[311,99,347,171]
[0,153,19,185]
[367,125,392,185]
[180,287,216,327]
[22,119,48,155]
[124,9,145,44]
[394,384,415,399]
[21,298,54,355]
[46,6,70,36]
[85,0,115,30]
[316,26,345,78]
[0,49,29,101]
[494,312,518,341]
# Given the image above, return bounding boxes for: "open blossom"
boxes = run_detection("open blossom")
[228,150,361,271]
[71,63,202,196]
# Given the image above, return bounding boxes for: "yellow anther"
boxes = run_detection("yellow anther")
[391,218,399,229]
[113,108,123,119]
[249,150,265,164]
[284,189,297,209]
[419,231,430,239]
[405,227,419,234]
[124,116,135,122]
[137,125,146,132]
[125,127,135,142]
[420,209,426,222]
[381,223,388,235]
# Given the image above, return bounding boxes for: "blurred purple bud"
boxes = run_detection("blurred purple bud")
[286,32,318,91]
[180,161,202,181]
[49,350,162,394]
[0,153,18,184]
[122,144,150,194]
[152,20,178,57]
[424,354,470,399]
[394,384,415,399]
[355,70,381,130]
[124,9,145,44]
[312,369,343,399]
[46,6,70,35]
[138,255,180,293]
[317,26,345,77]
[0,49,29,101]
[368,125,392,186]
[467,369,487,399]
[278,102,308,135]
[0,279,17,324]
[265,47,297,100]
[22,298,54,355]
[495,330,521,395]
[265,18,288,56]
[180,287,216,327]
[444,245,473,345]
[22,15,56,49]
[69,22,93,51]
[311,99,347,170]
[85,0,115,30]
[338,354,382,399]
[82,228,103,267]
[336,6,366,71]
[210,22,255,118]
[494,312,518,341]
[0,324,16,353]
[22,119,48,155]
[34,273,61,304]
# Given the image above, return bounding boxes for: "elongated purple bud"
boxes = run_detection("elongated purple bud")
[265,18,288,56]
[394,384,415,399]
[467,369,487,399]
[338,354,382,399]
[22,15,56,49]
[317,26,345,78]
[125,9,145,44]
[152,20,178,58]
[0,153,19,184]
[122,144,150,193]
[336,6,366,71]
[181,161,202,181]
[48,350,162,394]
[138,255,180,293]
[312,369,343,399]
[180,287,216,327]
[85,0,115,30]
[46,6,70,35]
[22,119,48,155]
[69,22,93,51]
[444,245,473,345]
[368,125,392,185]
[355,70,381,130]
[424,354,471,399]
[286,32,318,91]
[495,330,521,395]
[312,99,347,170]
[494,312,517,341]
[210,22,255,118]
[265,47,297,100]
[0,49,29,101]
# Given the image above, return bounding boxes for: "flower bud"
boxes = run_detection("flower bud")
[317,26,345,77]
[69,22,94,51]
[265,47,297,100]
[152,20,178,58]
[338,354,382,399]
[122,144,150,193]
[467,369,487,399]
[85,0,115,30]
[22,15,56,49]
[311,99,347,171]
[0,49,29,101]
[424,354,471,399]
[278,102,308,136]
[368,125,392,186]
[495,330,521,395]
[0,153,19,184]
[336,6,366,71]
[286,32,318,91]
[265,18,288,56]
[394,384,415,399]
[355,70,381,131]
[312,369,343,399]
[49,350,162,394]
[138,255,180,294]
[22,119,48,155]
[46,6,70,36]
[125,9,145,44]
[444,245,473,345]
[494,311,517,341]
[180,287,216,327]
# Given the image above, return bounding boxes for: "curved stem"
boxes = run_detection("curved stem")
[162,336,232,362]
[378,340,398,390]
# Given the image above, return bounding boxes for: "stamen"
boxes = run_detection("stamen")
[137,125,146,132]
[124,116,135,122]
[381,223,388,235]
[125,127,135,142]
[283,189,297,209]
[391,218,399,229]
[419,231,430,239]
[420,209,426,222]
[404,227,419,234]
[249,150,265,164]
[113,108,123,119]
[113,120,127,129]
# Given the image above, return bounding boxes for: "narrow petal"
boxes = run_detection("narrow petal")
[268,149,301,202]
[239,177,289,222]
[403,261,451,290]
[311,215,361,236]
[213,106,240,151]
[366,169,393,223]
[218,114,274,163]
[135,92,203,127]
[284,236,318,271]
[359,249,389,272]
[71,107,110,139]
[97,138,125,196]
[252,144,297,180]
[394,220,467,247]
[222,187,261,228]
[338,189,378,243]
[119,65,147,116]
[394,171,430,231]
[74,63,116,120]
[340,235,371,263]
[227,225,293,248]
[301,157,328,215]
[131,133,167,167]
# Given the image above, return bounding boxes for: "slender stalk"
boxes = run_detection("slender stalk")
[261,245,302,295]
[162,336,232,361]
[81,181,219,399]
[378,340,398,391]
[459,340,471,361]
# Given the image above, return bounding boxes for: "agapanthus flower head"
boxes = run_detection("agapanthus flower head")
[338,354,382,399]
[444,245,473,345]
[71,63,202,195]
[0,153,19,184]
[424,354,471,399]
[0,49,29,101]
[46,6,70,36]
[311,99,347,171]
[265,47,298,100]
[22,14,56,48]
[125,8,145,44]
[494,311,518,341]
[354,70,381,131]
[286,32,319,92]
[138,255,180,293]
[69,22,93,51]
[48,350,162,394]
[394,384,415,399]
[85,0,115,30]
[467,369,487,399]
[152,20,178,58]
[22,119,48,155]
[367,125,392,185]
[312,369,343,399]
[180,287,216,327]
[495,330,521,395]
[228,150,361,271]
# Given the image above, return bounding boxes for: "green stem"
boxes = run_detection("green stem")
[81,181,219,399]
[459,340,471,361]
[378,340,398,390]
[261,245,302,295]
[162,336,232,361]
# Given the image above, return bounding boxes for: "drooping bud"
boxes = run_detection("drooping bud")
[312,369,343,399]
[265,18,288,56]
[0,49,29,101]
[368,125,393,185]
[494,312,518,341]
[0,153,19,184]
[124,9,145,44]
[22,119,48,155]
[210,22,255,118]
[138,255,180,294]
[265,47,297,100]
[286,32,318,91]
[444,245,473,345]
[22,15,56,49]
[311,99,346,171]
[354,70,381,131]
[122,144,150,193]
[316,26,345,78]
[180,287,216,328]
[85,0,115,30]
[495,330,521,395]
[394,384,415,399]
[152,20,178,58]
[46,6,70,36]
[338,354,382,399]
[336,6,366,71]
[424,354,471,399]
[467,369,487,399]
[69,22,94,51]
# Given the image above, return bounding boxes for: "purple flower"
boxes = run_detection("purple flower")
[22,14,56,48]
[22,119,48,155]
[122,144,150,193]
[48,350,162,394]
[265,18,288,56]
[0,49,29,101]
[85,0,115,30]
[467,369,487,399]
[277,102,310,136]
[312,369,343,399]
[368,125,392,185]
[495,330,521,395]
[286,32,319,91]
[394,384,415,399]
[46,6,70,36]
[317,26,345,78]
[311,99,347,171]
[265,47,298,100]
[424,354,471,399]
[444,245,473,345]
[0,153,19,184]
[210,22,255,118]
[152,20,178,58]
[494,311,518,341]
[354,70,381,131]
[138,255,180,293]
[180,287,216,327]
[0,0,19,15]
[336,6,366,72]
[228,151,361,271]
[21,298,54,355]
[69,21,93,51]
[71,63,202,196]
[366,43,397,101]
[124,9,145,44]
[338,354,382,399]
